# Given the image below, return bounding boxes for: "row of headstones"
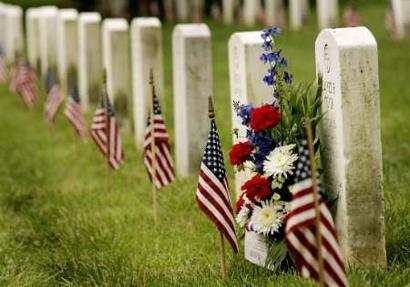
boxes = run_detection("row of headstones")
[0,3,386,268]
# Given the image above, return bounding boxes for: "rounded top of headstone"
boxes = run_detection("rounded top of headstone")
[102,18,129,31]
[40,6,59,17]
[58,8,78,20]
[79,12,101,23]
[131,17,161,28]
[173,23,210,38]
[316,27,377,48]
[5,5,22,15]
[229,31,263,45]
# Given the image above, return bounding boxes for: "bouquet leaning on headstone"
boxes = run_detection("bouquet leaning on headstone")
[230,27,330,269]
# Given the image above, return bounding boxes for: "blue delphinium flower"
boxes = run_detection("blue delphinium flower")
[237,104,253,126]
[262,39,272,51]
[259,53,268,64]
[263,75,275,86]
[267,52,278,63]
[248,131,276,156]
[278,57,288,68]
[284,72,293,84]
[271,26,281,37]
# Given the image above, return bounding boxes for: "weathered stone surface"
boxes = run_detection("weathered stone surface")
[228,32,272,196]
[26,8,42,70]
[265,0,283,26]
[317,0,338,29]
[57,9,78,96]
[172,24,212,177]
[39,6,58,78]
[315,27,386,266]
[78,12,102,111]
[131,17,164,148]
[5,5,23,63]
[102,18,132,131]
[391,0,410,39]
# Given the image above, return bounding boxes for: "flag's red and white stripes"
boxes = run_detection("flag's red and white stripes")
[144,113,175,188]
[15,64,38,108]
[45,85,63,124]
[64,97,88,140]
[285,178,348,287]
[0,56,8,83]
[90,102,124,170]
[196,163,239,253]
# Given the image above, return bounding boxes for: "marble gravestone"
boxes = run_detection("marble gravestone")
[228,31,272,197]
[223,0,234,24]
[5,5,23,63]
[57,9,78,96]
[78,12,102,111]
[265,0,283,27]
[175,0,189,21]
[172,24,212,177]
[391,0,410,39]
[317,0,338,29]
[39,6,58,78]
[26,8,42,71]
[0,4,6,55]
[243,0,261,26]
[131,18,164,148]
[102,18,132,131]
[289,0,304,30]
[315,27,386,266]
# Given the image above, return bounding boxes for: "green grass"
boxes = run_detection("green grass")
[1,5,410,286]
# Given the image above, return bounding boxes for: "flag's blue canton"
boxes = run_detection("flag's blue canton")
[70,85,80,103]
[146,94,162,126]
[202,120,226,181]
[105,93,115,117]
[295,139,311,181]
[46,70,56,93]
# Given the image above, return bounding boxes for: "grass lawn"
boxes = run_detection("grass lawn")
[0,4,409,286]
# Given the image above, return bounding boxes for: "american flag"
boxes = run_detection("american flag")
[45,72,63,125]
[285,139,348,287]
[143,93,175,188]
[90,92,124,170]
[64,85,88,141]
[14,62,39,108]
[196,118,238,253]
[0,52,7,83]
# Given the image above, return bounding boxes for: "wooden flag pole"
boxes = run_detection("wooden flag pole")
[149,69,158,226]
[208,96,227,280]
[305,119,325,287]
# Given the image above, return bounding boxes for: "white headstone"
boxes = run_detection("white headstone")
[78,12,102,111]
[102,18,132,130]
[391,0,410,39]
[172,24,212,177]
[289,0,304,30]
[131,17,164,148]
[228,32,272,196]
[26,8,42,70]
[39,6,58,78]
[265,0,283,26]
[5,5,23,63]
[317,0,338,29]
[0,4,7,55]
[57,9,78,96]
[223,0,234,24]
[243,0,261,26]
[175,0,189,21]
[315,27,386,266]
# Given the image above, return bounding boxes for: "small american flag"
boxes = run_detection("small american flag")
[15,62,39,108]
[285,139,348,287]
[143,93,175,188]
[0,52,7,83]
[64,85,88,141]
[91,92,124,170]
[45,72,63,125]
[196,118,238,253]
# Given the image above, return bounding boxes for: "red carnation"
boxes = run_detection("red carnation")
[249,104,281,131]
[235,196,245,214]
[241,175,272,202]
[229,141,253,165]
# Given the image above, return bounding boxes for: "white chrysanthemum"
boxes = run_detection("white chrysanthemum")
[263,144,298,180]
[251,200,290,236]
[236,206,250,228]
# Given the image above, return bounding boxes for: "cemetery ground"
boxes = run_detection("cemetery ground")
[0,5,409,287]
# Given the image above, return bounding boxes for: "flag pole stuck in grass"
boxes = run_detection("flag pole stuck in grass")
[149,69,159,226]
[305,118,325,287]
[196,96,239,280]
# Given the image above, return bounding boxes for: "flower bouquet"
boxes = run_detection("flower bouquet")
[230,27,328,270]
